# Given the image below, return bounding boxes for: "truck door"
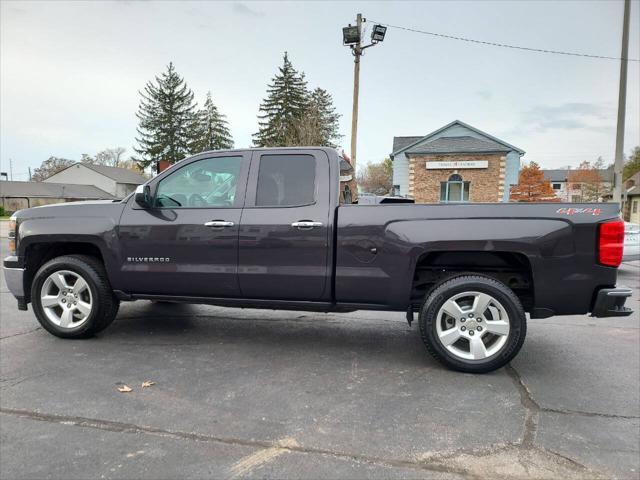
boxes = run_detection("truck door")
[117,152,250,297]
[238,149,331,300]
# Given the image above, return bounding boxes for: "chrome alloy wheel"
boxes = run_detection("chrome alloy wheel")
[435,291,510,361]
[40,270,93,329]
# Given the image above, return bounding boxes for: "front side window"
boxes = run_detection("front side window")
[440,174,470,203]
[552,183,562,190]
[256,154,315,207]
[155,156,242,208]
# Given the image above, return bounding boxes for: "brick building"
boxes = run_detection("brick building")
[390,120,524,203]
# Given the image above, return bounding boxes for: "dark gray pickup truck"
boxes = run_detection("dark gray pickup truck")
[3,147,633,372]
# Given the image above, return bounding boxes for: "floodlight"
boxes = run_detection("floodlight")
[371,24,387,42]
[342,25,360,45]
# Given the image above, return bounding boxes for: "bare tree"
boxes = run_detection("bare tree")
[357,160,392,195]
[31,157,75,181]
[95,147,126,167]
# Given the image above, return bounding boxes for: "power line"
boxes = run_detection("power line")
[371,21,640,62]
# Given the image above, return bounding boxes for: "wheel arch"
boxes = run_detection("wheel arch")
[22,239,109,304]
[409,250,534,313]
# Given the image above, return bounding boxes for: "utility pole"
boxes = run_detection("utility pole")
[613,0,630,206]
[9,158,13,181]
[342,15,387,174]
[350,13,363,173]
[28,167,32,181]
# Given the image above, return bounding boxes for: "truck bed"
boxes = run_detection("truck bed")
[335,202,620,317]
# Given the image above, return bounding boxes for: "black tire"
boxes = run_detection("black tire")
[419,274,526,373]
[31,255,120,338]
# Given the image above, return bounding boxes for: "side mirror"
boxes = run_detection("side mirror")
[134,184,152,208]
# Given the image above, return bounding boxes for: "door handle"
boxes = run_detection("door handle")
[291,221,323,230]
[204,220,235,228]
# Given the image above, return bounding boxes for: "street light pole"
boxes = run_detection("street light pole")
[343,15,386,174]
[613,0,630,206]
[350,13,363,173]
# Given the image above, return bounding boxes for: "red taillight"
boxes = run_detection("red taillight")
[598,220,624,267]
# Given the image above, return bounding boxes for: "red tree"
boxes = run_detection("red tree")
[510,162,559,202]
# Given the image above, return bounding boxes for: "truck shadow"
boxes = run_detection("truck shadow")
[98,301,439,370]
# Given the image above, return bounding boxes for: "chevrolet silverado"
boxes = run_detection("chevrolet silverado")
[3,147,633,372]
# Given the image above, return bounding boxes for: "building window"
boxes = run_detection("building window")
[633,200,638,214]
[393,184,400,196]
[571,195,582,203]
[440,174,470,203]
[552,183,562,190]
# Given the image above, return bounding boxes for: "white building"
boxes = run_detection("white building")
[44,163,147,198]
[542,168,613,203]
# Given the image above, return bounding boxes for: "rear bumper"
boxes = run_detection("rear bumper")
[591,286,634,317]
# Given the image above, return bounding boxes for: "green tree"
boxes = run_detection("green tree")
[253,52,309,147]
[134,62,198,168]
[31,156,75,181]
[624,146,640,180]
[192,91,234,152]
[306,88,341,147]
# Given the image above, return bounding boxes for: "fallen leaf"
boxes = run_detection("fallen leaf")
[141,380,155,388]
[117,385,133,393]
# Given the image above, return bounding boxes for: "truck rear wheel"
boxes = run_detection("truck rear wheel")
[31,255,119,338]
[419,275,526,373]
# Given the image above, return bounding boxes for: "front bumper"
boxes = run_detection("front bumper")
[3,260,27,310]
[591,286,634,317]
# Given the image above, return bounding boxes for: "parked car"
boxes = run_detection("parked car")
[623,222,640,262]
[3,148,633,373]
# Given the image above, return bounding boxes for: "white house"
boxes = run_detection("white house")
[542,168,613,203]
[44,163,147,198]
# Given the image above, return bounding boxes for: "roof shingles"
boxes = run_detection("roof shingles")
[82,164,147,184]
[0,181,115,199]
[405,136,511,155]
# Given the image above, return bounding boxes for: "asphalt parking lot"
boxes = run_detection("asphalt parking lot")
[1,238,638,479]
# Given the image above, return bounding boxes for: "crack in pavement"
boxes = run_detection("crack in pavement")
[0,407,472,478]
[0,404,608,479]
[505,363,540,449]
[541,407,640,420]
[0,373,47,389]
[505,364,640,421]
[0,327,42,340]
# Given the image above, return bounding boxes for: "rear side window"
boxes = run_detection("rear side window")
[255,154,315,207]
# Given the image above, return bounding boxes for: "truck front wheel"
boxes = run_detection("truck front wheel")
[419,275,526,373]
[31,255,119,338]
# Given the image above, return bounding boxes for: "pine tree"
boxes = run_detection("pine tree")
[134,62,198,168]
[308,88,342,147]
[192,92,234,152]
[253,52,309,147]
[624,146,640,180]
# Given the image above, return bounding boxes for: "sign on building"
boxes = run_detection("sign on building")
[426,161,489,170]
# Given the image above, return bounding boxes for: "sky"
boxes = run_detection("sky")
[1,0,639,181]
